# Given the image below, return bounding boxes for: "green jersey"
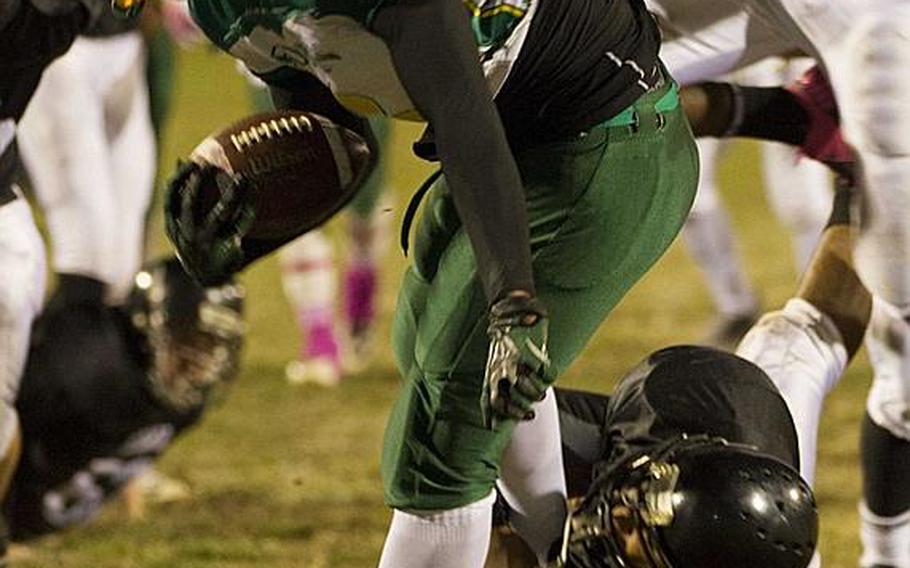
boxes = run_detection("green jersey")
[189,0,536,119]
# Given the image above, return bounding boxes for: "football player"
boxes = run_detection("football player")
[162,0,700,565]
[648,0,910,342]
[5,257,245,541]
[240,67,394,385]
[664,20,910,562]
[0,0,113,550]
[489,176,864,568]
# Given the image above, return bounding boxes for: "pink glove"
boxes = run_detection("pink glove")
[786,65,855,180]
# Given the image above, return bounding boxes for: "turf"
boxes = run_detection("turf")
[13,47,869,567]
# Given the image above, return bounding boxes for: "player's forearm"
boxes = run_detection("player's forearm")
[373,0,535,301]
[797,182,872,359]
[682,82,808,145]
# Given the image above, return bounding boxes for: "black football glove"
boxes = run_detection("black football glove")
[164,161,255,287]
[482,294,553,429]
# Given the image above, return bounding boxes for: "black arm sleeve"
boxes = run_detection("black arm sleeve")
[372,0,534,303]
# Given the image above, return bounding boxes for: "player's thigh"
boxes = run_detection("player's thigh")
[0,197,46,406]
[384,214,507,509]
[866,298,910,439]
[347,116,391,218]
[522,97,699,370]
[830,4,910,309]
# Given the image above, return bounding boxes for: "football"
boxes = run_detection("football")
[188,110,372,241]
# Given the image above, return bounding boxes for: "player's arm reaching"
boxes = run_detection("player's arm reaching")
[681,65,855,181]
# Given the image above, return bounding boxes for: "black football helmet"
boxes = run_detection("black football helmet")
[125,257,246,413]
[554,435,818,568]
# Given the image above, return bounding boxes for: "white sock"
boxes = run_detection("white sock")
[860,502,910,567]
[378,491,496,568]
[498,389,567,565]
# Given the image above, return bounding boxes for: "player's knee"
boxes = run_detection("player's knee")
[865,301,910,439]
[844,10,910,157]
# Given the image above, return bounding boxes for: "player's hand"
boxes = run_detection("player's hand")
[482,293,552,429]
[164,161,255,287]
[786,65,856,182]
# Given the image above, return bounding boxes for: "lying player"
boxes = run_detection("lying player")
[4,258,245,542]
[489,180,868,567]
[679,61,910,565]
[160,0,700,565]
[0,0,114,546]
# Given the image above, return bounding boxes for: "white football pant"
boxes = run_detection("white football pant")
[17,32,155,304]
[0,191,47,457]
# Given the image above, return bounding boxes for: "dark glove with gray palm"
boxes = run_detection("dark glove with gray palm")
[483,294,553,429]
[164,161,255,287]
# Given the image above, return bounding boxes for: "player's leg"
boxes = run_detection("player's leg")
[790,1,910,313]
[342,116,393,371]
[496,389,565,565]
[279,230,342,386]
[245,75,349,384]
[108,33,156,303]
[736,183,871,485]
[379,81,698,566]
[0,192,46,513]
[16,43,113,297]
[860,299,910,568]
[145,26,176,145]
[681,137,760,348]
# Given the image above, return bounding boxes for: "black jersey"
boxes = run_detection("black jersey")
[6,282,202,540]
[0,0,110,202]
[496,0,661,144]
[0,0,101,124]
[556,345,799,497]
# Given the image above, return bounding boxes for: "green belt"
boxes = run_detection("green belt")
[399,81,680,256]
[601,81,680,128]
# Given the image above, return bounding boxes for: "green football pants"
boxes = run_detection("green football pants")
[382,80,699,510]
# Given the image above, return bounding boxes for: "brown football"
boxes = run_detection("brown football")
[189,110,372,241]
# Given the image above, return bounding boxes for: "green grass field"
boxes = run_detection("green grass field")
[13,47,873,566]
